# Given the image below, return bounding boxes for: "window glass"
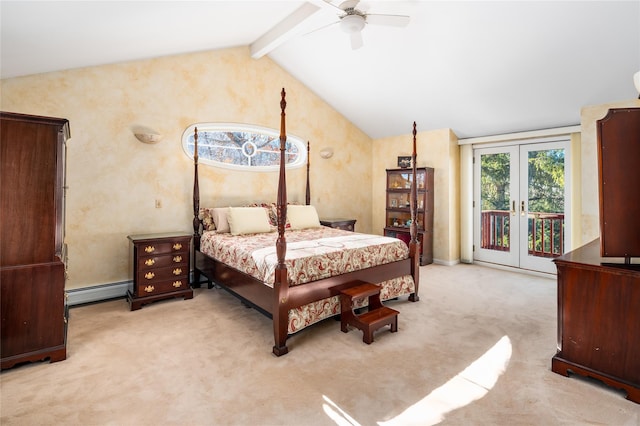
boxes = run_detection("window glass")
[182,123,306,171]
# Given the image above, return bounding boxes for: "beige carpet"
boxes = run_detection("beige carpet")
[1,264,638,425]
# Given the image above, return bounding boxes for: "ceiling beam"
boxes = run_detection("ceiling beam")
[250,2,323,59]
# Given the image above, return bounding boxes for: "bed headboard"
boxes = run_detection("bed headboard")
[191,89,311,250]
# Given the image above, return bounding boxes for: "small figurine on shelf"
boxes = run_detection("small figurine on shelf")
[393,218,400,227]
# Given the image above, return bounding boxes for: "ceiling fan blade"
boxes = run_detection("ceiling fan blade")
[366,14,410,27]
[338,0,360,11]
[322,0,360,13]
[350,31,363,50]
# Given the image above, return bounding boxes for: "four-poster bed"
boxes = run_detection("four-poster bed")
[192,88,421,356]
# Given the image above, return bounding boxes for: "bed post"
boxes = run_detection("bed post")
[409,121,421,302]
[306,141,311,205]
[273,88,290,356]
[192,127,202,288]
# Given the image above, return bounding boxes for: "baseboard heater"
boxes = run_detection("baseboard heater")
[66,281,130,306]
[66,272,197,306]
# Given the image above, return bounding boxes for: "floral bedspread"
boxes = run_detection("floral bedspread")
[200,227,409,287]
[200,227,416,333]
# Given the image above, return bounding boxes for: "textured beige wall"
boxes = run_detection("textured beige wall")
[372,128,460,264]
[1,47,372,289]
[579,98,640,247]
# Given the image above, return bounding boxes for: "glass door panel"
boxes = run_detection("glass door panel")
[473,146,519,267]
[519,142,569,273]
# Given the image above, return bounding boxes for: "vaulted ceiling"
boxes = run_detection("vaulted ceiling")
[1,1,639,139]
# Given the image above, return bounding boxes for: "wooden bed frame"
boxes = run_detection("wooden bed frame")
[192,88,421,356]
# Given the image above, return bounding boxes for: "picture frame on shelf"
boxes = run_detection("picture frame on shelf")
[397,156,411,168]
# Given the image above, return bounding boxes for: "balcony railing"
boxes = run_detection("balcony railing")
[481,210,565,257]
[481,210,510,252]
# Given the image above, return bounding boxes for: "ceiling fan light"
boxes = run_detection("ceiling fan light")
[340,14,365,33]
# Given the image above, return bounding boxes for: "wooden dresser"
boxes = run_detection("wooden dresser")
[552,239,639,403]
[551,107,640,403]
[127,232,193,310]
[1,112,70,370]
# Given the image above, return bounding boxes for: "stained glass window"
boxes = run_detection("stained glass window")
[182,123,306,171]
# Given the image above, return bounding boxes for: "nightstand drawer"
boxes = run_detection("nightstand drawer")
[137,253,188,270]
[138,240,188,256]
[137,264,187,284]
[136,278,189,297]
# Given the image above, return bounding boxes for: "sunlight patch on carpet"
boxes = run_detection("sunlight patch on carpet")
[377,335,513,425]
[323,395,362,426]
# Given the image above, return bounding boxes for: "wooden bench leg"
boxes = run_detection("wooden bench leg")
[363,329,374,344]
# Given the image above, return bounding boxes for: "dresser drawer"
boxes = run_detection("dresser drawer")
[137,253,187,270]
[136,278,190,297]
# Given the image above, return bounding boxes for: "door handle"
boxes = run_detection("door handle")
[521,201,526,216]
[511,200,516,216]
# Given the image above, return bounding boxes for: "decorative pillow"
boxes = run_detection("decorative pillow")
[199,208,216,231]
[227,207,273,235]
[287,205,321,230]
[211,207,231,233]
[271,204,293,229]
[246,202,278,226]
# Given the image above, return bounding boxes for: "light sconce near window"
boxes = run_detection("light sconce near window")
[132,125,163,144]
[134,133,163,144]
[319,147,334,159]
[634,71,640,99]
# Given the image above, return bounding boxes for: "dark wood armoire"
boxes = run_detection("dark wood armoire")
[1,112,70,370]
[551,107,640,403]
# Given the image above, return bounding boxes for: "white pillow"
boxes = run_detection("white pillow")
[287,205,321,230]
[227,207,273,235]
[212,207,231,233]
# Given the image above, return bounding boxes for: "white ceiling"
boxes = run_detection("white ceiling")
[1,1,639,139]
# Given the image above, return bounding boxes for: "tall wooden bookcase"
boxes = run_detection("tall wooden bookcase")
[1,112,69,369]
[383,167,434,265]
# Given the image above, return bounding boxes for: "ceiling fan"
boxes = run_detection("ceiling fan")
[317,0,410,50]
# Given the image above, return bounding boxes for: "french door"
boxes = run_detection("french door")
[473,140,570,274]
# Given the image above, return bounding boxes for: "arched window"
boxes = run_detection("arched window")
[182,123,306,171]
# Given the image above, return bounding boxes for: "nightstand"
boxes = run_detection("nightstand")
[320,218,357,232]
[127,232,193,310]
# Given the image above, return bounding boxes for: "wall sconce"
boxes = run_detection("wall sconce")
[131,125,162,144]
[634,71,640,99]
[319,147,334,159]
[134,133,163,144]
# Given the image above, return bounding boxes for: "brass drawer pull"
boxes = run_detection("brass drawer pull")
[173,268,182,276]
[173,255,182,263]
[172,281,182,288]
[144,272,155,280]
[144,245,155,253]
[145,259,155,266]
[144,285,155,293]
[173,243,182,250]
